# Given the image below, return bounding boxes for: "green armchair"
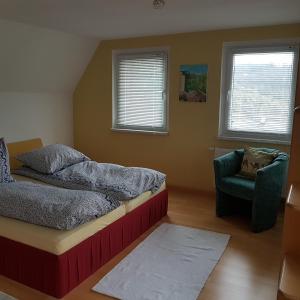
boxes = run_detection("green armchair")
[213,149,288,232]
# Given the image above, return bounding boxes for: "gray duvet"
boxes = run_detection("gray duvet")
[2,161,165,230]
[0,181,119,230]
[15,161,166,203]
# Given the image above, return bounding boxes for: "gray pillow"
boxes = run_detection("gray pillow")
[16,144,90,174]
[0,137,15,183]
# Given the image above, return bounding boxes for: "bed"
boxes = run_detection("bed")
[0,139,168,298]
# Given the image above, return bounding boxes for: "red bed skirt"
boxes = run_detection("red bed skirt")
[0,189,168,298]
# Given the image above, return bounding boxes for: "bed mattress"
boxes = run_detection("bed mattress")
[0,205,126,255]
[123,182,166,213]
[0,175,166,255]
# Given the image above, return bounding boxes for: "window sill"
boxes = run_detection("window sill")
[217,135,291,146]
[111,128,169,135]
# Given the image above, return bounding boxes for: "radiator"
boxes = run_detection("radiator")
[209,147,234,158]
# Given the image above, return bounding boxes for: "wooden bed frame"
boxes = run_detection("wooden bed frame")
[1,139,168,298]
[7,138,43,170]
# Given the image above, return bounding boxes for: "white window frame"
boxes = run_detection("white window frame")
[219,40,299,145]
[112,47,169,134]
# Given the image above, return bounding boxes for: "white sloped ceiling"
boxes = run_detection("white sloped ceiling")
[0,19,99,93]
[0,19,99,145]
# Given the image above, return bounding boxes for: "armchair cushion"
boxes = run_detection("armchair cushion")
[220,175,255,201]
[239,147,278,179]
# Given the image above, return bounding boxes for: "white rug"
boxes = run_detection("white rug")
[93,223,230,300]
[0,292,17,300]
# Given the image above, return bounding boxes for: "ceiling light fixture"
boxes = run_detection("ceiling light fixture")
[153,0,165,9]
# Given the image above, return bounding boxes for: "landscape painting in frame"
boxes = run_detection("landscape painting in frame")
[179,64,208,102]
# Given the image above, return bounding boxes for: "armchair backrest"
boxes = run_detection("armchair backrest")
[214,148,289,186]
[235,148,289,163]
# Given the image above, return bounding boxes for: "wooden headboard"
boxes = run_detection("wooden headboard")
[7,138,43,170]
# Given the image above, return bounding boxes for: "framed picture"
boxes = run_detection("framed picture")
[179,64,208,102]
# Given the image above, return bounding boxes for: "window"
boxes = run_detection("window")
[219,43,299,144]
[113,49,168,133]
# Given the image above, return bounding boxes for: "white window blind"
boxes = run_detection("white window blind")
[113,50,168,133]
[219,44,299,144]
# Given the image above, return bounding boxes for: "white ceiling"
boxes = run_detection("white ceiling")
[0,0,299,39]
[0,19,98,93]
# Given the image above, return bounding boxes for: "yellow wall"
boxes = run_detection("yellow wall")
[74,24,300,192]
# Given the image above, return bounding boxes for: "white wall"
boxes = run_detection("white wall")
[0,93,73,145]
[0,19,99,145]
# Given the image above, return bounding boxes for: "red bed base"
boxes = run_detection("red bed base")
[0,189,168,298]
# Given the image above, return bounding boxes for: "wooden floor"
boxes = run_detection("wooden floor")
[0,188,283,300]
